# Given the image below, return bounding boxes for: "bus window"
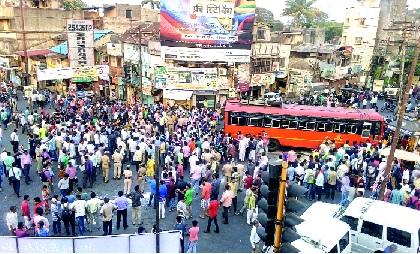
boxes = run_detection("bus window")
[334,123,347,133]
[272,119,281,129]
[362,122,372,138]
[288,119,298,129]
[318,121,334,132]
[305,122,316,131]
[372,122,381,135]
[248,117,263,127]
[264,118,272,128]
[298,120,307,130]
[230,113,247,126]
[346,124,359,134]
[281,119,289,128]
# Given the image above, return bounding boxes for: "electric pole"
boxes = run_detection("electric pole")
[19,0,29,88]
[379,35,420,200]
[138,6,143,106]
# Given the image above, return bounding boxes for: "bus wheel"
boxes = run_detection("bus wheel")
[268,139,280,152]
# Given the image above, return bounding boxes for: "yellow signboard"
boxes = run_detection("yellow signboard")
[72,66,98,83]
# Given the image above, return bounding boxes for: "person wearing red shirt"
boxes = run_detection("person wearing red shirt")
[204,199,219,233]
[21,195,31,228]
[244,172,253,190]
[188,138,196,154]
[33,197,43,215]
[200,180,211,219]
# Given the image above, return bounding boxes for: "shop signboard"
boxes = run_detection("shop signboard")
[164,67,220,90]
[67,19,94,67]
[37,67,73,81]
[161,46,251,63]
[237,81,250,92]
[96,65,110,81]
[251,73,275,86]
[160,0,256,50]
[72,66,98,83]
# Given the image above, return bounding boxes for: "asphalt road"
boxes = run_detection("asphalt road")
[0,93,398,252]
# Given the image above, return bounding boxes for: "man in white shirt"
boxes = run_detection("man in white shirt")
[250,220,261,253]
[9,166,21,198]
[5,206,18,235]
[10,129,19,153]
[70,195,87,236]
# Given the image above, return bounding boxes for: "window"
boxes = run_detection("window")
[257,29,265,40]
[252,58,273,73]
[387,227,411,248]
[334,122,347,133]
[328,245,338,253]
[359,18,366,25]
[288,118,298,129]
[316,120,334,132]
[361,221,383,239]
[229,113,247,126]
[355,37,362,45]
[264,118,273,128]
[281,119,289,129]
[341,215,359,231]
[272,119,281,128]
[372,122,381,135]
[346,123,360,134]
[248,117,263,127]
[339,232,350,251]
[362,122,372,138]
[279,58,286,67]
[126,9,132,19]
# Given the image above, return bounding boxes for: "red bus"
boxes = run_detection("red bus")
[224,100,385,150]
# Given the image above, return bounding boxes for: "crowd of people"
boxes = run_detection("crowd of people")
[0,82,418,253]
[284,137,420,209]
[0,88,275,252]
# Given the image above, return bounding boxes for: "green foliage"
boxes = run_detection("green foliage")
[63,0,87,10]
[256,7,284,31]
[282,0,328,28]
[321,21,343,42]
[374,66,383,79]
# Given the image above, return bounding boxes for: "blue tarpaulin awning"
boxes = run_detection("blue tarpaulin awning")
[50,30,111,55]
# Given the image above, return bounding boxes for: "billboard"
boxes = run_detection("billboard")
[160,0,256,50]
[67,20,95,67]
[161,46,251,62]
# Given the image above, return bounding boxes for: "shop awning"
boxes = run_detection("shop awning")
[163,90,193,100]
[380,148,420,163]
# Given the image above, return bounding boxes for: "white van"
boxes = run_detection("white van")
[340,197,420,253]
[292,217,352,253]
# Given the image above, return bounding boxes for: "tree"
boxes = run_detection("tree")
[141,0,160,9]
[282,0,328,28]
[256,7,284,31]
[322,21,343,43]
[63,0,86,10]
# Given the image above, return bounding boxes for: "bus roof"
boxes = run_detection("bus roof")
[225,100,384,122]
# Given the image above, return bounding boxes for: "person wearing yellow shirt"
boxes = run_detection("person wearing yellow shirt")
[146,155,155,178]
[39,126,47,139]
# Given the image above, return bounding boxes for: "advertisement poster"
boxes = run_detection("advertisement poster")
[165,67,220,90]
[67,20,94,67]
[160,0,256,49]
[72,66,98,83]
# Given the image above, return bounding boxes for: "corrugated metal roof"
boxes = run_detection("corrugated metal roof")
[15,49,52,57]
[50,30,111,55]
[119,22,160,45]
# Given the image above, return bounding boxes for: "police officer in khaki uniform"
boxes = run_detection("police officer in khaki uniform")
[137,164,147,193]
[112,149,123,180]
[101,151,110,183]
